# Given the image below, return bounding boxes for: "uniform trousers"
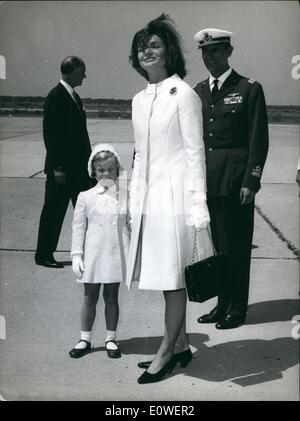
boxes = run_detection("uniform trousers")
[35,171,91,261]
[207,191,255,315]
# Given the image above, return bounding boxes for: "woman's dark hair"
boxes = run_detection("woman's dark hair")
[129,14,187,80]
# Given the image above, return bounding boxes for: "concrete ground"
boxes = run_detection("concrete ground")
[0,117,299,401]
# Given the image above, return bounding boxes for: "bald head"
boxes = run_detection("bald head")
[61,56,84,75]
[60,56,86,88]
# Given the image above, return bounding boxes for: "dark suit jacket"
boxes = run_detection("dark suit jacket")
[43,82,91,183]
[194,70,269,196]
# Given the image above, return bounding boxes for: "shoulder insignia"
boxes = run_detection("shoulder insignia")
[248,78,256,84]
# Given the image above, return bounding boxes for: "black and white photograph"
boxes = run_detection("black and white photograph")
[0,0,299,403]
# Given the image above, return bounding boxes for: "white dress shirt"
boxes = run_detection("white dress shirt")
[209,67,232,91]
[60,79,75,99]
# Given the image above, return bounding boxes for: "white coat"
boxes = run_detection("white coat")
[126,74,210,291]
[71,182,130,283]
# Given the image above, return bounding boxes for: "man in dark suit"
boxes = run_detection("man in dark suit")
[35,56,92,268]
[193,29,269,329]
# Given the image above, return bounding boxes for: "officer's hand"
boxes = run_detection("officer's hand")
[72,254,85,279]
[240,187,256,205]
[54,168,66,185]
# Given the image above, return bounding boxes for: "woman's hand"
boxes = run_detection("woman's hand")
[72,254,85,279]
[193,218,210,231]
[190,193,210,231]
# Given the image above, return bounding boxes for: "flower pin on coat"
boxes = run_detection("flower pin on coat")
[169,87,177,95]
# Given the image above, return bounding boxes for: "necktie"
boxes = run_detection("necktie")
[211,79,219,99]
[71,91,81,110]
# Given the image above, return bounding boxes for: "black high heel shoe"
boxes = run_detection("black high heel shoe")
[173,348,193,367]
[138,348,193,369]
[137,358,176,384]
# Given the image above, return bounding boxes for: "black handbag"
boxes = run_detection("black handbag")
[185,228,228,303]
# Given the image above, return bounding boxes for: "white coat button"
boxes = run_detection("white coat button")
[232,109,236,113]
[209,118,213,122]
[211,105,214,108]
[209,133,213,137]
[208,148,213,151]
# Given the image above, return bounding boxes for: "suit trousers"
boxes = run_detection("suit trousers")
[207,192,255,315]
[35,171,91,260]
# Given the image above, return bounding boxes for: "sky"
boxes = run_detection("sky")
[0,0,299,105]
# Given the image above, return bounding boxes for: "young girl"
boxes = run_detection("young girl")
[69,143,129,359]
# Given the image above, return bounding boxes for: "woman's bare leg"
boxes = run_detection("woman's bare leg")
[147,288,188,374]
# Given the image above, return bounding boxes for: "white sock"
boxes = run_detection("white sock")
[74,331,91,349]
[105,330,118,350]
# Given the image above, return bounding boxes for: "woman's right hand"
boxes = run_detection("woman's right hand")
[72,254,85,279]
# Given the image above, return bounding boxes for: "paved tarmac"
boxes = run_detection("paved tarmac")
[0,117,299,401]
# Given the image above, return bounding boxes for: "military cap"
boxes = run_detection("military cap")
[194,28,233,48]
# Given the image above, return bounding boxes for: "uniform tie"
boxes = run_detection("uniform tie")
[211,79,219,99]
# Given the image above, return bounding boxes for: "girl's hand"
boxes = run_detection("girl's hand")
[72,254,85,279]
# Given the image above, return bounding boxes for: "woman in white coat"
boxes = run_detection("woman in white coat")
[127,14,210,384]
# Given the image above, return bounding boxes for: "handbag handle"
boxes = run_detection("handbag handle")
[191,226,216,264]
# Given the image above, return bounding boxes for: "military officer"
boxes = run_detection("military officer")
[193,28,269,329]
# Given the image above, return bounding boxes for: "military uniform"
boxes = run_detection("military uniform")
[194,69,269,314]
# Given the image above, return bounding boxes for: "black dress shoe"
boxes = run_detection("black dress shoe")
[197,306,226,324]
[105,340,121,358]
[215,314,246,330]
[69,340,91,358]
[35,258,64,269]
[137,358,176,384]
[138,348,193,369]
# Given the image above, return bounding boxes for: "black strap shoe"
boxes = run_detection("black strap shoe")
[138,359,152,369]
[105,340,121,358]
[215,314,246,330]
[69,340,91,358]
[197,306,226,323]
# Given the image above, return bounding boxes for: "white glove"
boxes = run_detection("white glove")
[190,194,210,231]
[193,216,210,231]
[72,254,85,279]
